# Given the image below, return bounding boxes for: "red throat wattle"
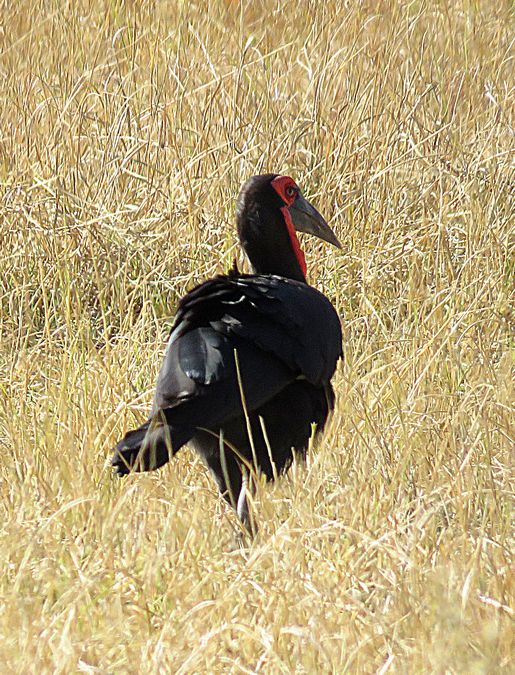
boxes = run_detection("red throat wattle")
[281,206,307,277]
[271,175,308,278]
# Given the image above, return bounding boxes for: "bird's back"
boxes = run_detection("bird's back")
[153,272,342,416]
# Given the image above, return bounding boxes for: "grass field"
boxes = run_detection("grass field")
[0,0,513,672]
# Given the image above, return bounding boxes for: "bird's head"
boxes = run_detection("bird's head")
[236,174,341,282]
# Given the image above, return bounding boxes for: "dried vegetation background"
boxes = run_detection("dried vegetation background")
[0,0,513,672]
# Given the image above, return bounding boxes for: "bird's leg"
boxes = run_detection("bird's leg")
[237,473,249,523]
[202,435,258,537]
[236,470,258,538]
[219,436,258,537]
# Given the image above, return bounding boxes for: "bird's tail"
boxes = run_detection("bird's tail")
[111,416,191,476]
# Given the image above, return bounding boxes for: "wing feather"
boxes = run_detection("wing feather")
[153,274,342,421]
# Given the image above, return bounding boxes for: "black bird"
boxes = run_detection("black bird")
[112,174,342,530]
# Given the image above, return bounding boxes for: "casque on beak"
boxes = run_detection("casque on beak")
[288,193,342,249]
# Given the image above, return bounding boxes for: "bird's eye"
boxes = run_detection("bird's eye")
[285,186,296,198]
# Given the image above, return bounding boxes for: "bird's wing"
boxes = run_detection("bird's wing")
[152,274,342,427]
[219,275,343,386]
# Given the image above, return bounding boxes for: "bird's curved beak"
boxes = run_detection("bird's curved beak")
[289,193,341,249]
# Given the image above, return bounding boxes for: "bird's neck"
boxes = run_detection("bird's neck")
[280,206,307,278]
[239,204,307,283]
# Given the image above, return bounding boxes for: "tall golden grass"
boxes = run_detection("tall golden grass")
[0,0,513,671]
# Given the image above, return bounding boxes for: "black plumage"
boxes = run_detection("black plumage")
[112,174,342,530]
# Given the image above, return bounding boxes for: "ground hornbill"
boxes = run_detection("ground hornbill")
[112,174,342,531]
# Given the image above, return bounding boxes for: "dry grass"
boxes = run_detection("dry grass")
[0,0,513,672]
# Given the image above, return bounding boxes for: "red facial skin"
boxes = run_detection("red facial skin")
[271,175,299,205]
[270,176,307,277]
